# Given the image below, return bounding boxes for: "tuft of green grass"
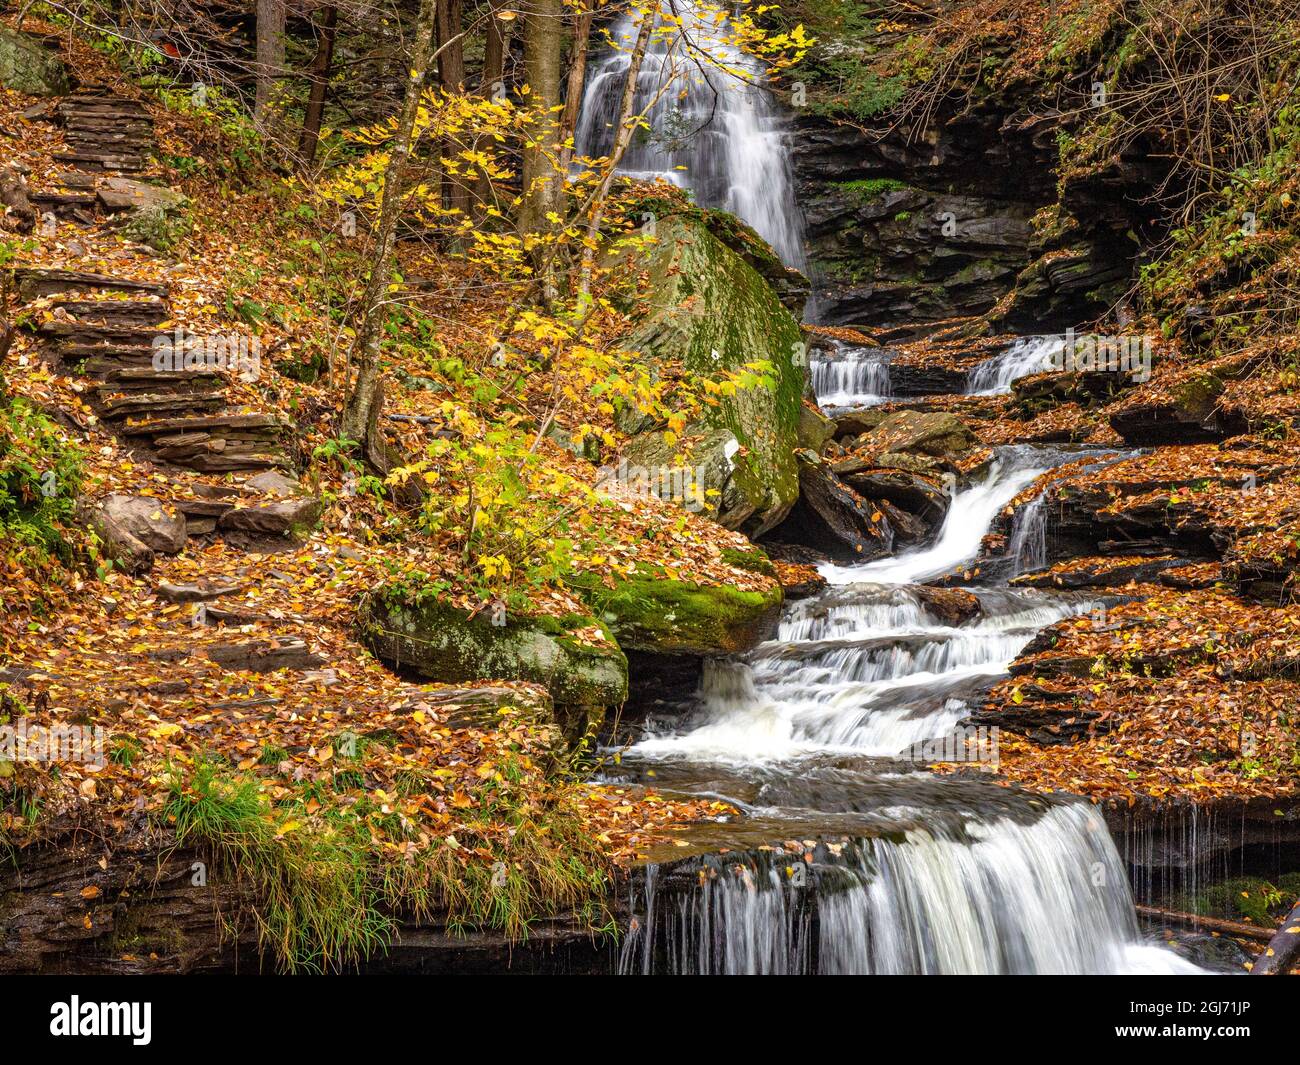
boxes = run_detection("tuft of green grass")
[163,759,391,973]
[162,751,617,971]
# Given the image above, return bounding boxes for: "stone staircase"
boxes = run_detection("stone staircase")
[53,88,153,175]
[17,266,293,474]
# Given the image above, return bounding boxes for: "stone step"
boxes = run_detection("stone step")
[46,298,168,326]
[99,367,225,389]
[29,190,98,209]
[12,268,168,301]
[39,322,162,347]
[96,391,227,420]
[119,412,284,437]
[52,152,149,174]
[154,580,246,604]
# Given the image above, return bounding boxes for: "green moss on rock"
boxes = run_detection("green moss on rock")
[622,215,805,534]
[572,572,782,655]
[360,592,627,744]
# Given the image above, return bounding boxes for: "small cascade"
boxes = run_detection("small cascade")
[966,336,1063,395]
[1008,493,1049,574]
[620,802,1201,975]
[810,343,891,408]
[820,445,1074,586]
[574,1,805,266]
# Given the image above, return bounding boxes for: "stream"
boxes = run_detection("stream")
[578,5,1213,976]
[609,440,1204,974]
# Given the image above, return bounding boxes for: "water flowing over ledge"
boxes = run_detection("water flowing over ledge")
[619,802,1202,975]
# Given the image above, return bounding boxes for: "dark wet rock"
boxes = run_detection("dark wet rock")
[765,456,893,563]
[838,467,950,527]
[832,408,889,440]
[914,586,982,626]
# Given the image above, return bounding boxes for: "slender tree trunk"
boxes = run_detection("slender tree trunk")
[576,9,653,301]
[254,0,288,128]
[340,0,440,453]
[297,5,339,168]
[557,1,595,174]
[435,0,472,223]
[473,0,514,213]
[518,0,566,303]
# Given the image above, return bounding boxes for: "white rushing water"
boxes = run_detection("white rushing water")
[620,446,1199,975]
[811,343,891,408]
[574,0,805,266]
[966,335,1065,395]
[621,802,1204,975]
[821,448,1052,585]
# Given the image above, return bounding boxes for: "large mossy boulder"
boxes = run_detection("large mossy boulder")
[360,593,628,744]
[621,214,805,536]
[572,570,782,656]
[0,29,70,96]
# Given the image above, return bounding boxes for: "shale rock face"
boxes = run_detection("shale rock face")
[767,454,895,563]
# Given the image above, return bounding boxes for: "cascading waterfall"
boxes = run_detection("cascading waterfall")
[1008,493,1049,574]
[617,446,1201,975]
[620,803,1201,974]
[573,0,805,267]
[966,335,1064,395]
[811,342,891,408]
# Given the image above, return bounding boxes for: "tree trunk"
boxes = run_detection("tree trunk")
[482,0,512,96]
[1250,898,1300,975]
[340,0,440,455]
[297,5,339,168]
[473,0,514,214]
[518,0,566,303]
[435,0,471,223]
[556,2,595,175]
[254,0,288,129]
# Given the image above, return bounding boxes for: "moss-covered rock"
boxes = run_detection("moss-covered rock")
[359,592,627,744]
[571,571,782,656]
[0,29,69,96]
[622,214,805,536]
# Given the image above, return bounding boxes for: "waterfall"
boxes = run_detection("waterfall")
[619,802,1202,974]
[1008,493,1048,574]
[966,336,1064,395]
[574,1,805,267]
[810,342,891,408]
[820,445,1073,586]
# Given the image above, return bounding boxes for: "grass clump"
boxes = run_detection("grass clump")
[163,745,617,971]
[163,759,391,973]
